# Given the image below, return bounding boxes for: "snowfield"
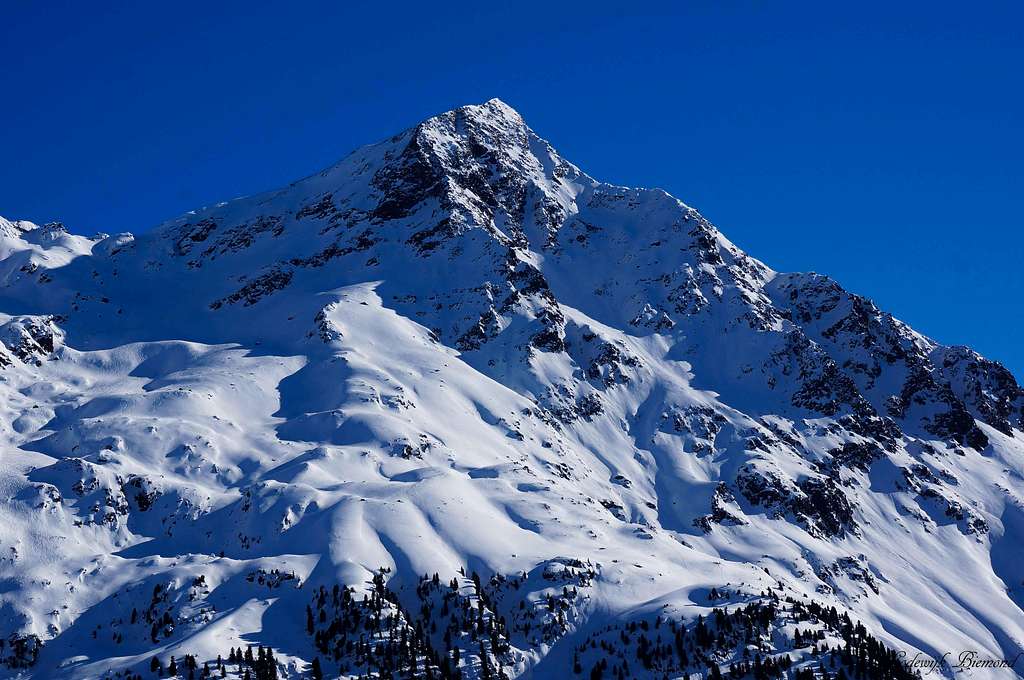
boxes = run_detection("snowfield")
[0,100,1022,679]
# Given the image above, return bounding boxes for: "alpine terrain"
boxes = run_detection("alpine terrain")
[1,99,1022,680]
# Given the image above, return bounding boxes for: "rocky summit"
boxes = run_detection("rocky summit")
[0,99,1022,679]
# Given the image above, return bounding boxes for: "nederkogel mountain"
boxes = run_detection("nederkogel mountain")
[0,99,1021,680]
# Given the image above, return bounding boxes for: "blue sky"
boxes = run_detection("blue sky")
[2,1,1021,374]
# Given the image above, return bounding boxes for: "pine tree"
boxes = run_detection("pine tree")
[310,657,324,680]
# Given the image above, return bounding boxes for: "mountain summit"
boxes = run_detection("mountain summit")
[0,101,1022,679]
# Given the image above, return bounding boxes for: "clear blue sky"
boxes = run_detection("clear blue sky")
[2,1,1022,375]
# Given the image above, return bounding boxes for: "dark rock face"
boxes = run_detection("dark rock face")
[937,345,1024,434]
[456,307,502,351]
[173,217,219,257]
[826,441,885,473]
[210,268,294,309]
[795,477,855,538]
[736,466,856,538]
[295,193,340,222]
[1,633,42,669]
[123,475,161,512]
[0,315,63,365]
[768,272,1013,450]
[371,101,568,254]
[371,131,447,224]
[930,400,990,450]
[693,482,746,532]
[900,463,989,535]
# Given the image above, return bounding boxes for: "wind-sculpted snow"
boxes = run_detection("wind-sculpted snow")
[1,99,1022,679]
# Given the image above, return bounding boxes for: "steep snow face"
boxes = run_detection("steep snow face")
[0,99,1023,679]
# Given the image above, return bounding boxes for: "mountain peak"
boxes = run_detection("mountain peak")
[410,97,533,162]
[363,98,586,248]
[420,97,526,132]
[462,97,524,122]
[0,215,38,239]
[2,100,1024,680]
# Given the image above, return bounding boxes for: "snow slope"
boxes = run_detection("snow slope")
[0,99,1022,679]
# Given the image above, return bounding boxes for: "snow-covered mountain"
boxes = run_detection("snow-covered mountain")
[1,99,1022,680]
